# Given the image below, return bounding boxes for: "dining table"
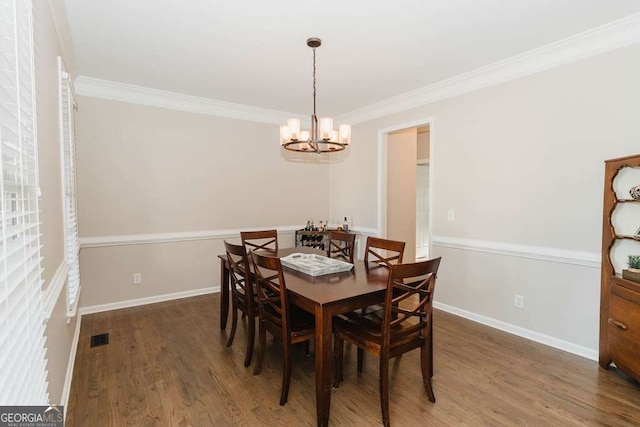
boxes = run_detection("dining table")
[218,246,390,427]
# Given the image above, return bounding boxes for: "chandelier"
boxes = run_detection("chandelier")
[280,38,351,153]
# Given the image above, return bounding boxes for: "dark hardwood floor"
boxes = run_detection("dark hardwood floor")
[66,294,640,426]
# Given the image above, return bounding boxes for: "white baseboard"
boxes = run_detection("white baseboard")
[433,301,598,361]
[78,286,220,315]
[62,286,219,414]
[61,313,81,412]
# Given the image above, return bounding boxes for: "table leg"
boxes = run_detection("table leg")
[220,258,230,330]
[314,306,333,427]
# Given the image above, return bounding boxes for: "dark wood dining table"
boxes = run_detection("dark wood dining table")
[218,246,390,427]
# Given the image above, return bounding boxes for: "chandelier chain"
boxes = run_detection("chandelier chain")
[312,47,317,116]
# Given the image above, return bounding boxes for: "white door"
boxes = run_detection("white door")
[416,163,429,259]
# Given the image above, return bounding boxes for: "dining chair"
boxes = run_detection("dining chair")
[240,229,278,253]
[355,236,407,319]
[327,231,356,263]
[251,250,315,406]
[333,257,442,427]
[224,241,257,367]
[364,236,405,268]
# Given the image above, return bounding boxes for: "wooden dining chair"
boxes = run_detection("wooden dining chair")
[240,229,278,253]
[327,231,356,263]
[224,241,257,367]
[333,257,442,427]
[251,250,315,406]
[355,236,407,318]
[364,236,405,268]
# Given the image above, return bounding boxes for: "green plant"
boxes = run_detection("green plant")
[628,255,640,269]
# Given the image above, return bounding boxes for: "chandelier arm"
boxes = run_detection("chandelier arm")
[280,38,351,154]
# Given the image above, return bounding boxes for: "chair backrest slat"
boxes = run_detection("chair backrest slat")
[383,258,441,345]
[241,230,278,253]
[224,241,253,311]
[251,251,289,336]
[364,237,405,268]
[327,231,356,263]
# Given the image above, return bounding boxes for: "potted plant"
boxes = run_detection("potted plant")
[622,255,640,283]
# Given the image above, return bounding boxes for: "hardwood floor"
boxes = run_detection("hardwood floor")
[66,294,640,426]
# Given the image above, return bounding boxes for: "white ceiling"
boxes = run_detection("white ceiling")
[65,0,640,117]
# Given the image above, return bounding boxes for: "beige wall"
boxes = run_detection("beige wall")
[34,0,78,405]
[326,134,379,230]
[328,44,640,352]
[77,97,329,236]
[69,26,640,363]
[387,129,417,262]
[75,97,329,307]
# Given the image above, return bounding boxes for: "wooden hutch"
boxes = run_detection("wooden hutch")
[599,153,640,382]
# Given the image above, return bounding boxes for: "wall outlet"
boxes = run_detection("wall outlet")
[514,294,524,309]
[447,209,455,221]
[133,273,142,284]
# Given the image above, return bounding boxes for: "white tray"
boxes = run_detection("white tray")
[280,253,354,276]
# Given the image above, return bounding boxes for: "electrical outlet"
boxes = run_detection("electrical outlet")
[133,273,142,284]
[447,210,455,221]
[514,294,524,309]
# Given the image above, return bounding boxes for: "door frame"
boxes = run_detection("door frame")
[377,117,434,259]
[415,159,430,259]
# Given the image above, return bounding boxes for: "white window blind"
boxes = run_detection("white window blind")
[0,0,49,404]
[59,59,80,313]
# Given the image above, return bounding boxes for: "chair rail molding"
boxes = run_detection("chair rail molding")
[79,226,373,248]
[432,235,600,268]
[337,13,640,125]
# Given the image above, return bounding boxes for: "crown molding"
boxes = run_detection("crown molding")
[337,13,640,125]
[74,76,306,125]
[74,13,640,127]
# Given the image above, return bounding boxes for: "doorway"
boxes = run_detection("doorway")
[379,120,432,263]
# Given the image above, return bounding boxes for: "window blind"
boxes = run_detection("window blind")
[0,0,49,404]
[59,60,80,313]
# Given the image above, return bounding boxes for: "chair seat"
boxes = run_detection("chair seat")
[334,311,421,350]
[289,305,315,334]
[263,304,315,335]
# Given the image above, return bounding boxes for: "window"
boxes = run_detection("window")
[0,0,49,404]
[59,58,80,314]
